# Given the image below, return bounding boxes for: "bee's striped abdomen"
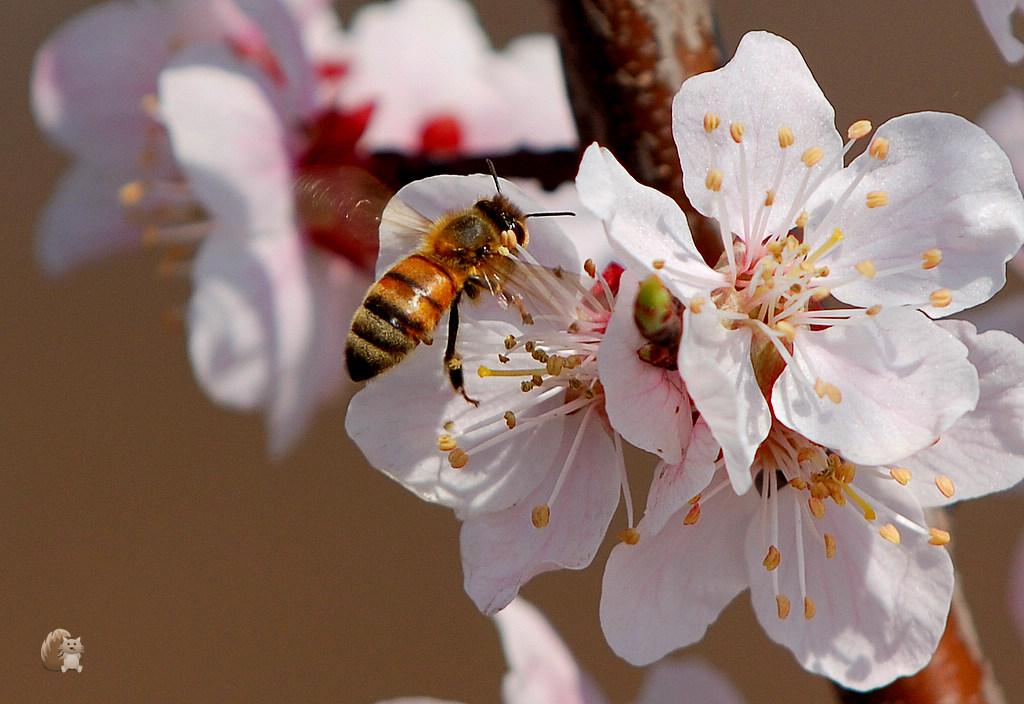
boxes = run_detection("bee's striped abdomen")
[346,254,463,381]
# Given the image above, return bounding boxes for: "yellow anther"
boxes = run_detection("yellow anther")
[546,356,564,376]
[504,335,516,350]
[688,493,702,505]
[689,296,705,314]
[764,190,776,207]
[869,137,890,160]
[922,249,942,269]
[119,181,147,206]
[619,527,640,545]
[504,411,516,429]
[795,211,809,228]
[444,420,455,431]
[814,379,842,404]
[836,461,856,484]
[889,468,912,485]
[776,595,791,620]
[808,496,826,519]
[847,119,873,140]
[789,476,809,490]
[801,146,825,167]
[706,169,724,192]
[879,523,901,545]
[652,259,665,269]
[730,122,745,143]
[824,533,837,559]
[763,545,781,571]
[935,475,955,498]
[778,126,795,148]
[140,92,162,119]
[448,448,469,469]
[437,434,457,452]
[811,287,832,300]
[683,503,701,526]
[703,112,721,133]
[855,260,877,278]
[865,304,882,315]
[532,504,550,528]
[865,191,889,208]
[804,597,817,620]
[775,320,797,342]
[928,528,951,546]
[929,289,953,308]
[584,258,597,278]
[521,380,534,393]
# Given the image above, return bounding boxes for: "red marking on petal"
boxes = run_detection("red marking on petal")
[298,104,376,168]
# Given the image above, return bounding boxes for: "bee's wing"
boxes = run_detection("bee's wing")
[377,195,434,275]
[293,166,393,271]
[478,254,587,325]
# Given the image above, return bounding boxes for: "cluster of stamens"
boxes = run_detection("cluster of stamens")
[435,257,634,531]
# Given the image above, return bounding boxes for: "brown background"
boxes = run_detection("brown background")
[4,1,1024,702]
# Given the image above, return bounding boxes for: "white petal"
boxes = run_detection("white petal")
[773,307,979,466]
[809,112,1024,317]
[35,162,142,275]
[576,144,724,301]
[599,271,690,464]
[679,307,770,494]
[643,419,718,536]
[345,319,568,515]
[745,475,953,691]
[461,406,619,613]
[979,88,1024,194]
[900,320,1024,505]
[634,658,747,704]
[600,483,756,666]
[972,0,1024,62]
[672,31,842,242]
[188,234,275,411]
[30,0,178,164]
[513,180,612,272]
[159,44,295,235]
[496,599,606,704]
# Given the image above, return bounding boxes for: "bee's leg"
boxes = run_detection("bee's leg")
[445,295,479,406]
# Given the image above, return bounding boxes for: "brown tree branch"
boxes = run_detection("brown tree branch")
[553,0,722,260]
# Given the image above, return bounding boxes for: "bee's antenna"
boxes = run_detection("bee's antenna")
[523,210,576,219]
[486,159,502,193]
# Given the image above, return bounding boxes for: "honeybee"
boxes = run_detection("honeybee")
[346,164,573,403]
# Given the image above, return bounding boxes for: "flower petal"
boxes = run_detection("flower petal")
[679,306,771,494]
[345,318,568,515]
[496,599,606,704]
[461,405,620,613]
[35,162,143,275]
[576,144,723,300]
[899,320,1024,505]
[634,658,747,704]
[672,31,842,242]
[600,482,756,666]
[643,419,718,537]
[159,44,296,235]
[773,307,979,466]
[808,112,1024,317]
[599,271,691,465]
[745,474,953,691]
[971,0,1024,62]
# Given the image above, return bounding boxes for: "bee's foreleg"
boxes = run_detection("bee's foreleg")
[445,296,479,406]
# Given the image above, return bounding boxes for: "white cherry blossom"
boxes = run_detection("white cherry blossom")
[346,175,631,614]
[972,0,1024,62]
[577,30,1024,690]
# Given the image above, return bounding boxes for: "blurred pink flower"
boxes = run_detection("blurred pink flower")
[33,0,579,455]
[374,598,746,704]
[972,0,1024,62]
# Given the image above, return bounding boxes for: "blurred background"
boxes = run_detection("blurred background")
[4,1,1024,702]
